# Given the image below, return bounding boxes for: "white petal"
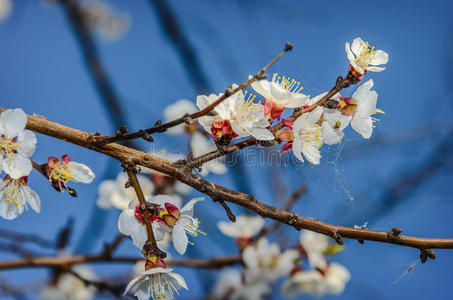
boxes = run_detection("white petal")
[181,197,204,216]
[270,84,292,102]
[351,116,373,139]
[306,107,324,124]
[172,224,188,255]
[322,122,344,145]
[17,130,37,157]
[168,272,189,290]
[302,144,321,165]
[350,37,365,55]
[0,108,27,139]
[22,185,41,213]
[352,79,373,101]
[251,127,274,141]
[3,153,32,179]
[307,92,329,106]
[292,135,304,163]
[281,94,310,108]
[150,194,180,208]
[366,66,386,72]
[345,42,355,61]
[250,75,271,99]
[67,162,95,183]
[371,50,389,65]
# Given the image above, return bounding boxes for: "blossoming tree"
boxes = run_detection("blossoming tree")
[0,1,451,300]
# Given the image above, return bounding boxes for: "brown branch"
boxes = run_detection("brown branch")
[257,184,308,239]
[92,42,293,145]
[0,254,241,271]
[125,169,156,246]
[3,108,453,251]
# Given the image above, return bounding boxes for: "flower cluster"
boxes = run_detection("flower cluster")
[214,216,350,299]
[0,108,94,219]
[116,194,204,299]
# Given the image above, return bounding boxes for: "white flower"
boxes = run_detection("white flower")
[196,85,274,142]
[118,198,167,250]
[124,268,188,300]
[40,264,97,300]
[322,105,351,146]
[347,79,382,139]
[299,230,329,269]
[80,0,130,41]
[243,238,299,283]
[250,73,310,108]
[292,107,324,164]
[46,155,95,194]
[0,176,40,220]
[0,108,37,179]
[96,172,154,210]
[190,132,227,176]
[305,92,351,146]
[282,263,350,298]
[164,99,198,135]
[151,196,205,255]
[211,268,270,300]
[0,0,11,21]
[217,215,265,239]
[345,37,389,75]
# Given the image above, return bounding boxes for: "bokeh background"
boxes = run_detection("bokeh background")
[1,0,453,299]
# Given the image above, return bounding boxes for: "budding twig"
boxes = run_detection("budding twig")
[124,168,156,246]
[91,42,293,145]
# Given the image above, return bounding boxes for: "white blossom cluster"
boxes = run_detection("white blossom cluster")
[214,215,350,299]
[0,108,95,220]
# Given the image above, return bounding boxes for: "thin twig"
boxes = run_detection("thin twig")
[92,42,294,145]
[0,229,54,249]
[0,254,242,270]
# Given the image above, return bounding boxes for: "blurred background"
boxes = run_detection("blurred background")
[1,0,453,299]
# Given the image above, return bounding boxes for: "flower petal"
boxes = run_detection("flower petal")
[3,153,32,179]
[371,50,389,65]
[0,108,27,139]
[181,197,204,216]
[251,127,274,141]
[22,185,41,213]
[67,162,95,183]
[172,224,188,255]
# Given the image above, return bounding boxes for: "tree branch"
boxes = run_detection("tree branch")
[0,254,241,271]
[3,107,453,252]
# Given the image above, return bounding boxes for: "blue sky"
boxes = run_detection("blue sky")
[1,0,453,299]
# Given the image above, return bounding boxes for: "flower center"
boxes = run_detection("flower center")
[1,177,29,213]
[354,41,377,70]
[147,272,180,300]
[233,91,263,122]
[272,73,304,94]
[338,97,358,116]
[0,136,21,158]
[48,163,74,184]
[299,123,323,149]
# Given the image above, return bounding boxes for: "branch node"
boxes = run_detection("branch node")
[182,113,192,125]
[333,231,344,245]
[285,42,294,51]
[257,73,268,80]
[420,249,436,263]
[224,86,233,97]
[388,227,403,244]
[115,125,129,136]
[154,120,162,126]
[212,197,236,222]
[138,129,154,142]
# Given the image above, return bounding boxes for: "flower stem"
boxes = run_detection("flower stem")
[125,169,156,246]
